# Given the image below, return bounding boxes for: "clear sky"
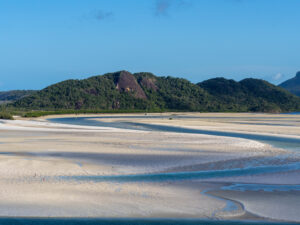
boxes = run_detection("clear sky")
[0,0,299,91]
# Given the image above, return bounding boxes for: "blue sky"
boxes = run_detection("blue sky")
[0,0,299,90]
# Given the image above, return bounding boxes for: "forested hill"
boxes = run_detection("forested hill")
[279,72,300,97]
[11,71,300,113]
[12,71,213,111]
[0,90,37,104]
[198,77,300,112]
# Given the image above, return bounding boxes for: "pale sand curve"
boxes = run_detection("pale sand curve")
[211,189,300,222]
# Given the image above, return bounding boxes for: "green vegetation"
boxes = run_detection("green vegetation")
[0,90,37,103]
[199,77,300,113]
[0,111,14,120]
[11,71,216,112]
[3,70,300,117]
[23,109,165,118]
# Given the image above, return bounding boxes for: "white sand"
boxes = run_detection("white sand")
[0,113,299,220]
[213,189,300,222]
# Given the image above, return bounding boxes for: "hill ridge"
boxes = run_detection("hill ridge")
[279,71,300,96]
[10,71,300,113]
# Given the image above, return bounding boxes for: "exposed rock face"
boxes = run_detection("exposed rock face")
[115,71,147,99]
[140,77,158,91]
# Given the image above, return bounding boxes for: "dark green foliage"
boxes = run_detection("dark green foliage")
[279,71,300,96]
[13,72,151,110]
[0,90,37,103]
[147,76,213,111]
[23,109,161,118]
[240,78,299,112]
[199,77,300,113]
[12,71,215,112]
[9,71,300,115]
[0,111,13,120]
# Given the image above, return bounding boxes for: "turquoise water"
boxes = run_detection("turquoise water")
[222,184,300,192]
[0,218,296,225]
[45,116,300,224]
[48,117,300,152]
[49,116,300,187]
[58,162,300,183]
[125,122,300,149]
[282,112,300,115]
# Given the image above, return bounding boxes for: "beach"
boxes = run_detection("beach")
[0,113,299,222]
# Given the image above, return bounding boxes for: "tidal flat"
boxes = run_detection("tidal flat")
[0,113,299,223]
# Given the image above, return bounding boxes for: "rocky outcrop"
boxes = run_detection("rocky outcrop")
[140,77,158,91]
[115,71,147,99]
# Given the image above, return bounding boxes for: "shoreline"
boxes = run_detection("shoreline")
[29,111,300,119]
[0,217,296,225]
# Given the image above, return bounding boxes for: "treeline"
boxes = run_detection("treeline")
[0,111,13,120]
[199,78,300,112]
[23,109,165,118]
[0,90,37,102]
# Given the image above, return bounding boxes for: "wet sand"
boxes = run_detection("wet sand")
[210,189,300,222]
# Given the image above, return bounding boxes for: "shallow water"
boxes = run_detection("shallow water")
[46,116,300,223]
[49,117,300,152]
[58,162,300,183]
[0,218,296,225]
[126,122,300,151]
[222,183,300,192]
[282,112,300,115]
[48,117,300,185]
